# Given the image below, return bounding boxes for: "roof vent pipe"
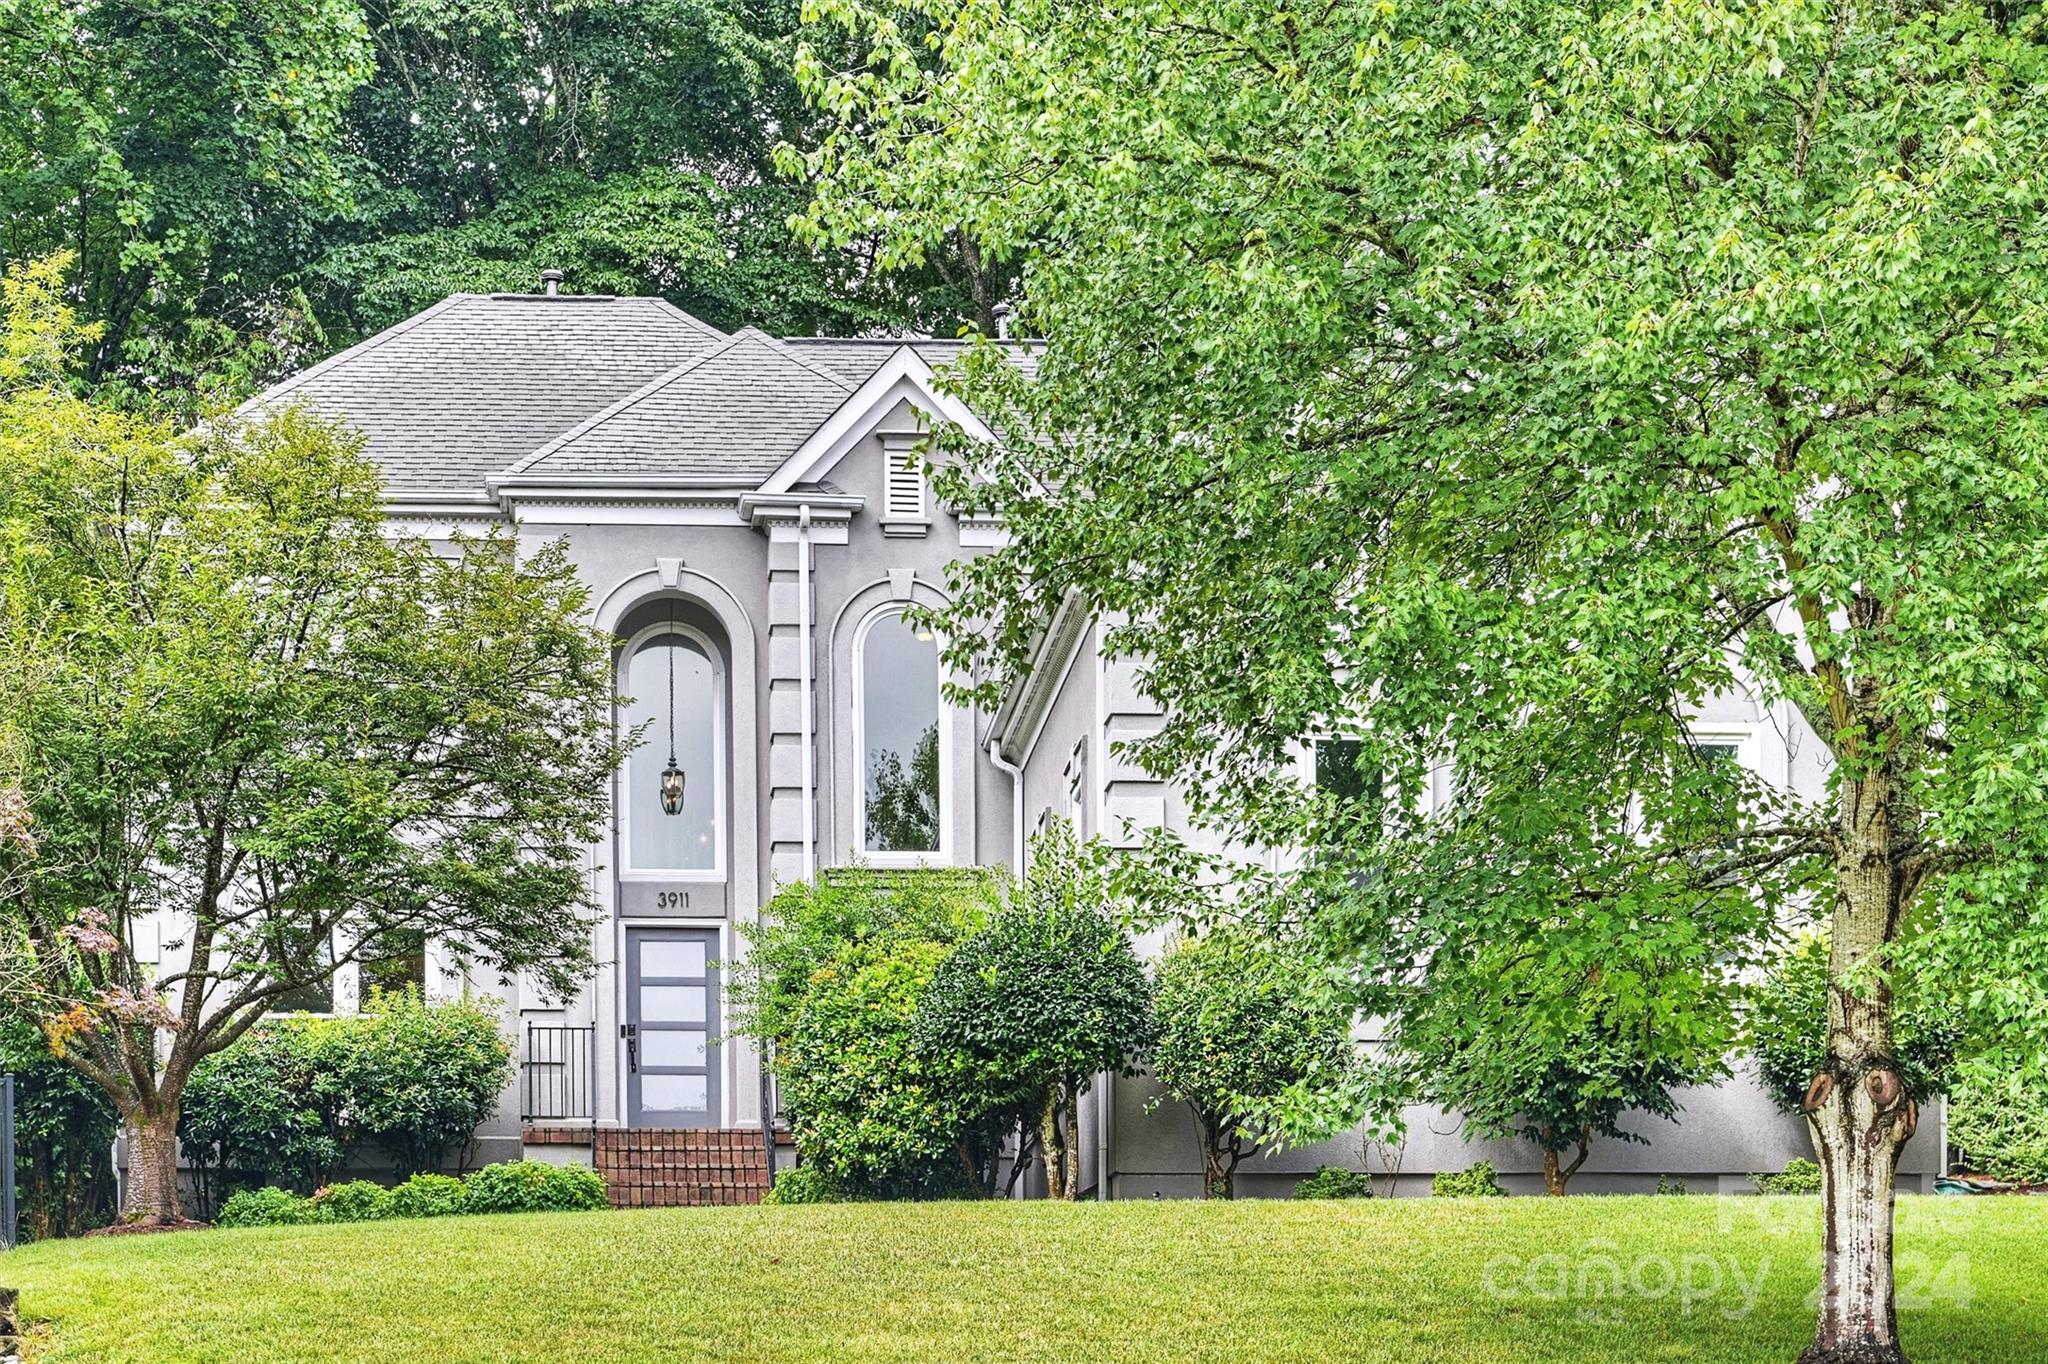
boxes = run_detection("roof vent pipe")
[991,302,1012,340]
[540,268,564,297]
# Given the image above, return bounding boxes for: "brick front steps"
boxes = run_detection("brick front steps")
[593,1128,772,1208]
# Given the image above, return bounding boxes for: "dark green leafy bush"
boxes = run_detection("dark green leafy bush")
[1748,933,1961,1112]
[182,1018,345,1205]
[181,994,512,1215]
[215,1186,332,1228]
[1947,1069,2048,1184]
[461,1160,608,1214]
[1656,1174,1692,1196]
[1754,1158,1824,1195]
[1433,1161,1507,1198]
[323,989,512,1175]
[732,868,999,1198]
[386,1173,469,1218]
[312,1180,392,1222]
[762,1167,837,1205]
[1294,1165,1373,1200]
[0,1025,117,1239]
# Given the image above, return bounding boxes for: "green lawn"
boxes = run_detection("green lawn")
[5,1196,2044,1363]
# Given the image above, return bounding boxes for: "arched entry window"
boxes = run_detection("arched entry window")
[856,607,945,857]
[623,624,723,874]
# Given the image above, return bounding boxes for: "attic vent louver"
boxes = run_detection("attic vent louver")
[886,445,925,521]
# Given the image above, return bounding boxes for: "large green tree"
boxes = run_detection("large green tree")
[0,0,1007,403]
[0,0,374,392]
[0,257,623,1222]
[789,0,2048,1358]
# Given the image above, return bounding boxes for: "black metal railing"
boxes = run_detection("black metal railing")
[521,1024,595,1123]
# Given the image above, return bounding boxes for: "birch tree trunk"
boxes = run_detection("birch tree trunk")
[1800,771,1917,1364]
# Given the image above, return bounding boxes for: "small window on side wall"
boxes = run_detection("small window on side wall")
[1314,738,1382,807]
[860,608,943,854]
[273,935,337,1014]
[361,930,428,1001]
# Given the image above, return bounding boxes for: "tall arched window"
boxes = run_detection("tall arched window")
[857,608,944,856]
[624,626,723,873]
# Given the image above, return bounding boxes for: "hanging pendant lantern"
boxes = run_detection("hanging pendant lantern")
[659,598,686,816]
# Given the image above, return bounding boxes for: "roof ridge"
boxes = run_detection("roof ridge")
[728,327,857,393]
[496,330,756,480]
[644,296,731,345]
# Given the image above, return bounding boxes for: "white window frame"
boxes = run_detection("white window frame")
[852,604,954,866]
[619,619,729,883]
[1683,724,1761,774]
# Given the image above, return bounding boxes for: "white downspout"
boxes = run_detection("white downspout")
[986,738,1025,879]
[798,505,816,884]
[985,735,1028,1197]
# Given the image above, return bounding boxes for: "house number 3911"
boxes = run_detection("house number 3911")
[656,890,691,910]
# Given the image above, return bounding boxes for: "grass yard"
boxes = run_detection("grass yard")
[5,1196,2045,1363]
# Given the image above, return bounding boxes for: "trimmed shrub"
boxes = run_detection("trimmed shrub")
[1948,1069,2048,1185]
[215,1186,332,1228]
[1433,1161,1506,1198]
[1294,1166,1373,1200]
[323,989,512,1176]
[386,1173,469,1219]
[1748,933,1961,1113]
[1755,1158,1824,1195]
[312,1180,392,1222]
[1152,931,1356,1199]
[461,1160,608,1214]
[180,994,512,1215]
[762,1167,837,1205]
[732,867,1000,1199]
[181,1017,344,1205]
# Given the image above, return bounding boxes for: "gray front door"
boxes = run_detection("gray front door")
[625,928,720,1128]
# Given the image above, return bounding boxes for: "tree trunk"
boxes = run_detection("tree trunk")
[1542,1148,1564,1197]
[1801,771,1916,1364]
[1039,1096,1067,1200]
[1063,1090,1082,1200]
[121,1109,183,1224]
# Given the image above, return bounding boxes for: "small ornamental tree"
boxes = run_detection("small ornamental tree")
[1400,946,1724,1196]
[1150,930,1355,1198]
[915,823,1152,1199]
[0,257,623,1222]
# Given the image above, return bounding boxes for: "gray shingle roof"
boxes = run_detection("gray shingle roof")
[245,294,1040,501]
[781,337,1037,387]
[246,294,728,502]
[499,329,856,485]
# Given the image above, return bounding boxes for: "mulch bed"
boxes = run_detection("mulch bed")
[78,1218,209,1237]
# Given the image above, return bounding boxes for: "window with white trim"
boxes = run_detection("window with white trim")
[858,608,943,854]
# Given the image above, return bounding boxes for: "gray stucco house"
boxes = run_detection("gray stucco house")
[212,278,1941,1203]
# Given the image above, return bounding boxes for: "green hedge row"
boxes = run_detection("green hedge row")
[214,1161,607,1227]
[182,989,512,1213]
